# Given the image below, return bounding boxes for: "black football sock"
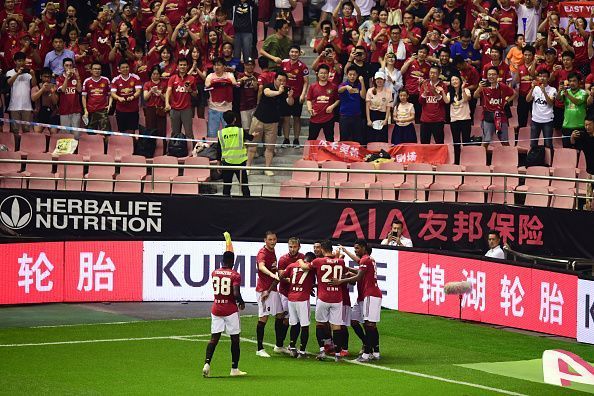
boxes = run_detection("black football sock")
[363,324,373,354]
[300,326,309,351]
[205,340,217,364]
[281,319,290,346]
[275,318,284,347]
[332,328,343,354]
[256,321,266,351]
[290,325,300,348]
[342,325,349,351]
[351,321,366,345]
[230,335,240,369]
[316,326,325,348]
[371,327,380,353]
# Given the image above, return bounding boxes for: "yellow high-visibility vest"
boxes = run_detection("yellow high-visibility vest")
[218,126,248,164]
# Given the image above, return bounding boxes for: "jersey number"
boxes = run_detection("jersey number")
[291,270,308,285]
[213,276,231,296]
[320,265,343,283]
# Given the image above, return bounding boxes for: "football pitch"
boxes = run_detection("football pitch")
[1,306,593,395]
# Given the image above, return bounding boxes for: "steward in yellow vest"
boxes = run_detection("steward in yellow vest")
[216,111,259,196]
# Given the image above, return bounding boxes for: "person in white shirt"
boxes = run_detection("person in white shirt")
[381,220,413,247]
[6,52,36,134]
[485,230,505,259]
[515,0,541,44]
[526,68,556,150]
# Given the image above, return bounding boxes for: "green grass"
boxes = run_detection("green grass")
[1,309,593,395]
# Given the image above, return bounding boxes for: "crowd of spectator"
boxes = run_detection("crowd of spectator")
[1,0,594,171]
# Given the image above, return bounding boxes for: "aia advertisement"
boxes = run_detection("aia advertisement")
[0,242,64,304]
[63,241,143,302]
[398,251,578,338]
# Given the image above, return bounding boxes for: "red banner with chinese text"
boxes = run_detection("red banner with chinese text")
[398,251,578,338]
[63,241,143,302]
[305,140,450,164]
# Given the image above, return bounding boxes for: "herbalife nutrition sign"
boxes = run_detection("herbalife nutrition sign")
[0,193,162,237]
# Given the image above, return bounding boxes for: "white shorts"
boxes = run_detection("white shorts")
[211,312,241,335]
[280,293,289,314]
[362,296,382,323]
[351,301,363,323]
[257,291,282,317]
[315,300,343,326]
[342,304,352,326]
[288,300,311,326]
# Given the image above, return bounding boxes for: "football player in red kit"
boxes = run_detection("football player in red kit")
[203,248,246,377]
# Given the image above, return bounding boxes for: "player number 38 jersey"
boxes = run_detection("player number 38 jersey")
[211,268,241,317]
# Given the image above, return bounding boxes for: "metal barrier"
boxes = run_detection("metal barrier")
[503,245,594,274]
[0,158,592,208]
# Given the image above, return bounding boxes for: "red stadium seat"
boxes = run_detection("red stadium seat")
[320,161,348,186]
[171,176,200,195]
[550,148,578,172]
[490,146,518,170]
[428,182,456,202]
[457,184,486,203]
[516,166,550,192]
[18,133,47,157]
[280,181,307,198]
[397,182,425,201]
[107,135,134,161]
[377,162,405,187]
[367,182,396,201]
[77,134,105,161]
[56,154,84,191]
[460,146,486,169]
[367,142,392,152]
[348,162,376,186]
[462,165,492,189]
[433,164,463,189]
[27,173,57,190]
[181,156,211,182]
[21,152,54,177]
[549,167,577,193]
[290,159,319,185]
[524,186,550,207]
[405,163,433,189]
[338,182,366,200]
[308,180,334,199]
[0,151,22,175]
[551,188,576,209]
[0,133,16,151]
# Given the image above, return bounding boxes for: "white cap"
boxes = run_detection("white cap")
[374,71,386,80]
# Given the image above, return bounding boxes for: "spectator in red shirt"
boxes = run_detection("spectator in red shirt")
[280,45,310,147]
[312,45,343,85]
[481,47,512,83]
[210,8,234,44]
[143,65,168,155]
[401,45,431,123]
[205,57,238,137]
[307,64,340,141]
[237,58,260,131]
[493,0,517,48]
[516,45,537,128]
[473,66,517,148]
[188,46,208,119]
[111,60,142,133]
[82,62,112,132]
[165,57,198,138]
[419,65,447,144]
[423,7,449,35]
[474,27,507,68]
[56,58,82,133]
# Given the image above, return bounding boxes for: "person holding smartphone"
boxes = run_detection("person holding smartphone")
[380,220,413,247]
[6,52,36,134]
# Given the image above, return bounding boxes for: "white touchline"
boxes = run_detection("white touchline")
[0,334,211,347]
[30,315,258,329]
[237,337,527,396]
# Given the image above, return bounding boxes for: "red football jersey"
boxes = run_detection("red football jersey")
[256,246,277,293]
[479,83,514,120]
[419,80,446,123]
[308,257,346,303]
[307,82,338,124]
[481,61,512,82]
[356,255,382,301]
[284,262,315,302]
[404,60,430,95]
[495,6,517,45]
[571,32,588,66]
[341,283,350,306]
[167,73,196,110]
[517,63,535,96]
[144,80,167,107]
[111,74,142,112]
[257,70,276,86]
[211,267,241,316]
[237,72,259,111]
[281,59,309,96]
[278,252,305,297]
[56,75,82,115]
[82,76,111,113]
[478,39,504,68]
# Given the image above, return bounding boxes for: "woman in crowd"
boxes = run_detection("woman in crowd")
[365,71,393,143]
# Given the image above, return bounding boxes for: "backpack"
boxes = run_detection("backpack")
[134,125,157,158]
[526,146,547,167]
[167,132,189,157]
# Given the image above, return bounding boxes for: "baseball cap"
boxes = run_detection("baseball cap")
[374,71,386,80]
[545,48,557,55]
[244,57,255,64]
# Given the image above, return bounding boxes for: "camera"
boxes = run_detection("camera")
[119,37,128,51]
[483,27,492,33]
[178,27,187,38]
[21,68,30,74]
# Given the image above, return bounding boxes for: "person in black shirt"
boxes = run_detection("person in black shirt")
[248,72,294,176]
[572,114,594,209]
[231,0,257,62]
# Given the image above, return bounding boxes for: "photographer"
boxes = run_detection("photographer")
[381,220,413,247]
[312,45,343,85]
[571,114,594,209]
[6,51,36,134]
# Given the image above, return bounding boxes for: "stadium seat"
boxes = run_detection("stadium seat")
[515,127,531,154]
[428,182,456,202]
[171,176,200,195]
[0,151,22,175]
[56,154,84,191]
[461,165,492,189]
[377,162,405,187]
[308,180,336,199]
[17,133,47,157]
[551,188,576,209]
[144,155,179,194]
[21,152,54,177]
[490,146,518,169]
[0,133,16,151]
[348,162,376,186]
[27,173,57,190]
[292,1,304,27]
[320,161,348,186]
[405,163,433,189]
[523,186,550,207]
[457,184,486,203]
[549,167,577,193]
[179,156,211,182]
[338,182,366,200]
[78,134,105,160]
[367,142,392,152]
[119,155,148,177]
[397,182,425,201]
[113,155,147,193]
[48,133,75,153]
[578,150,587,173]
[367,182,396,201]
[85,154,116,192]
[488,165,520,204]
[107,135,134,161]
[577,169,592,196]
[280,181,307,198]
[460,146,487,168]
[516,166,550,192]
[152,155,180,178]
[433,164,463,189]
[290,159,319,185]
[550,148,578,172]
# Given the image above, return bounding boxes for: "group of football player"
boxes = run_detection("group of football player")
[202,231,382,377]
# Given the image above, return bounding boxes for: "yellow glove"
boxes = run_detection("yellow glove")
[223,231,233,252]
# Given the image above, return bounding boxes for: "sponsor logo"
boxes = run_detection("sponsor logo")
[0,195,32,230]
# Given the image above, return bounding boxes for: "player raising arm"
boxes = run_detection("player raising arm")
[203,250,246,377]
[332,239,382,362]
